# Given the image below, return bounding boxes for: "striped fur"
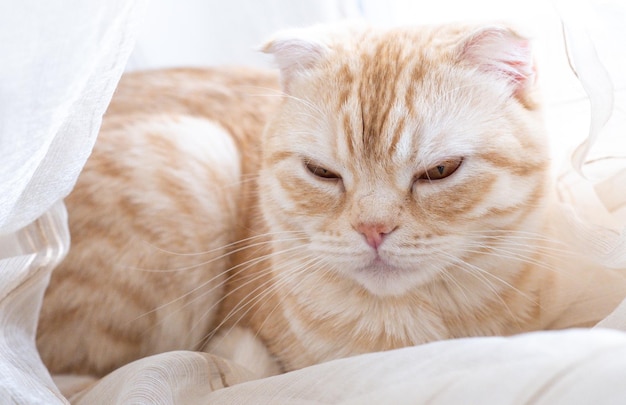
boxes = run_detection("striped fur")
[38,23,626,378]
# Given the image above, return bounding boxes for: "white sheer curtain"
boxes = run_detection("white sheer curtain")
[2,0,626,403]
[0,1,145,402]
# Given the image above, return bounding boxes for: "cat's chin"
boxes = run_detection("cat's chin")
[350,262,437,297]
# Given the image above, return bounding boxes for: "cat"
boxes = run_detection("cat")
[37,21,626,381]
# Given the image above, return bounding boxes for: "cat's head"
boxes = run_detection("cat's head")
[259,23,550,297]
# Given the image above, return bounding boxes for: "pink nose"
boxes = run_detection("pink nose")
[355,222,395,249]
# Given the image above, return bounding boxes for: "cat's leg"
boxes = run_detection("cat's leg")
[204,326,281,379]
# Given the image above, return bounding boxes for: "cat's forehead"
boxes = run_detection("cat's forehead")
[319,49,483,166]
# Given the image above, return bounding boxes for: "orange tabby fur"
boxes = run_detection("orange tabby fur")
[38,23,626,378]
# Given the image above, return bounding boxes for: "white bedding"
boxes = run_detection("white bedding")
[77,327,626,405]
[2,1,626,403]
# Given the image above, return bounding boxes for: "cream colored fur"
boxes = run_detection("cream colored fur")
[37,23,626,381]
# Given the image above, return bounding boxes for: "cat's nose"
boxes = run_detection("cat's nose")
[355,222,396,249]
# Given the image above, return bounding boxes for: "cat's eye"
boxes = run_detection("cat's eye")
[305,161,341,180]
[417,158,463,182]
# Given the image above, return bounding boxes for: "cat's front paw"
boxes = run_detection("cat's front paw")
[204,326,281,379]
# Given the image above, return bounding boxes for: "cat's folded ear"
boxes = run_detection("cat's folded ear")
[262,26,334,93]
[456,26,537,107]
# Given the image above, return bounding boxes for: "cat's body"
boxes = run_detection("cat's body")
[38,23,626,379]
[37,67,279,376]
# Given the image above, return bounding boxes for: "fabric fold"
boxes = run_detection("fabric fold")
[0,202,70,404]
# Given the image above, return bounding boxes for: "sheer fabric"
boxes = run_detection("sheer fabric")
[1,0,625,403]
[0,1,145,402]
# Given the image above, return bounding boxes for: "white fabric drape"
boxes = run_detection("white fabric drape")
[55,328,626,404]
[2,0,626,403]
[0,0,146,234]
[174,329,626,405]
[0,1,145,403]
[0,202,69,403]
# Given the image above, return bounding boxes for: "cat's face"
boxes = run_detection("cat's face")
[260,24,550,296]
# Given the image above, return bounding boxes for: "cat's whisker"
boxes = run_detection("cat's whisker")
[460,242,566,279]
[126,243,309,330]
[437,250,529,329]
[126,235,309,273]
[486,240,578,260]
[183,246,314,338]
[134,249,313,347]
[465,229,568,244]
[464,237,577,271]
[476,246,588,286]
[205,256,325,351]
[460,237,579,263]
[199,254,321,349]
[439,247,537,304]
[137,230,306,258]
[458,230,580,266]
[437,267,474,307]
[251,260,327,337]
[195,270,281,347]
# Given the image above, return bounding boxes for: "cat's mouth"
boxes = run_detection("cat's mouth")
[346,252,442,296]
[371,255,386,266]
[350,256,416,296]
[363,256,403,276]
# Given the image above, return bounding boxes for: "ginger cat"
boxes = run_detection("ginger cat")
[38,22,626,379]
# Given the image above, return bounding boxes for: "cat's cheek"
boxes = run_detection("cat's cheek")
[459,174,547,228]
[257,175,304,233]
[258,182,342,244]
